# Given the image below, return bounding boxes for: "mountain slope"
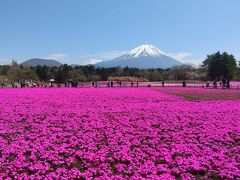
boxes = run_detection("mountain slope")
[21,58,62,67]
[95,45,182,69]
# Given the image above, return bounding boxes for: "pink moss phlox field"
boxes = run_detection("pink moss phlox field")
[0,88,239,179]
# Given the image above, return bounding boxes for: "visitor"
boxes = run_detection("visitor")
[11,82,15,88]
[226,79,230,89]
[219,80,222,87]
[213,80,217,89]
[162,80,165,87]
[182,80,186,87]
[119,81,122,87]
[0,82,4,88]
[131,82,134,87]
[137,81,139,87]
[222,79,226,88]
[20,81,24,88]
[70,81,74,87]
[111,81,113,87]
[206,81,210,88]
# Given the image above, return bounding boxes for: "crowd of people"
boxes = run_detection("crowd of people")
[0,79,233,89]
[91,81,139,88]
[210,79,231,89]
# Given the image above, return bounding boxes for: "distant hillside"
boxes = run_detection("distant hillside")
[21,58,62,67]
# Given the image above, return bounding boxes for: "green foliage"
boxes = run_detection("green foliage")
[235,60,240,80]
[35,65,50,81]
[0,63,200,82]
[76,75,87,82]
[202,51,237,80]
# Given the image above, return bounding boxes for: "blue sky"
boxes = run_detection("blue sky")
[0,0,240,65]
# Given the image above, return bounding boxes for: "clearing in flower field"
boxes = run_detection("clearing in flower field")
[0,88,239,179]
[155,87,240,101]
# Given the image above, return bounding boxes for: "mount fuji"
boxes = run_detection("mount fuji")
[95,45,182,69]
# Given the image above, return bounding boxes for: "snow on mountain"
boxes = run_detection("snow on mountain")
[128,45,166,57]
[95,45,182,69]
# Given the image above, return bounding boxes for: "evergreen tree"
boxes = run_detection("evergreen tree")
[202,51,237,80]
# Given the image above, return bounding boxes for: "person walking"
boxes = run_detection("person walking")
[206,81,210,88]
[20,81,24,88]
[11,82,15,88]
[131,82,134,87]
[221,79,226,89]
[213,80,217,89]
[162,80,165,87]
[226,79,230,89]
[182,80,186,87]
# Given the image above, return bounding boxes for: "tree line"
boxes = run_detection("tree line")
[0,51,239,82]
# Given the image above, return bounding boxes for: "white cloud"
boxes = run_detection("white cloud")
[82,59,102,65]
[166,52,204,65]
[167,52,192,61]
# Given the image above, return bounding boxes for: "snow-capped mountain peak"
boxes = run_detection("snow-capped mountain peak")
[128,44,166,58]
[95,44,182,69]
